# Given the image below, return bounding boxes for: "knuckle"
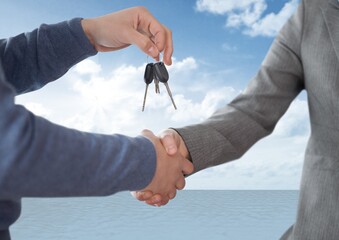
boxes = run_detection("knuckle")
[141,39,152,50]
[167,28,172,37]
[134,6,148,13]
[169,191,176,199]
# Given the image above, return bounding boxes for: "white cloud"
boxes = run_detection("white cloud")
[168,57,198,72]
[57,57,231,135]
[74,59,102,75]
[196,0,266,15]
[22,102,52,118]
[61,63,147,134]
[272,98,309,137]
[170,87,238,123]
[245,0,299,37]
[185,96,309,190]
[186,134,307,190]
[17,56,309,190]
[222,43,237,52]
[196,0,299,37]
[226,1,267,28]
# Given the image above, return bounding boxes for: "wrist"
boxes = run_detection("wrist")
[179,137,191,161]
[169,128,191,161]
[81,18,96,48]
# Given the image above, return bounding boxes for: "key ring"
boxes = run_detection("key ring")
[142,53,177,111]
[147,52,163,63]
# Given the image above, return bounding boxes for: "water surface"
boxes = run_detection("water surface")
[11,190,299,240]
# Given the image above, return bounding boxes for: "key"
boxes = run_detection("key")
[154,62,177,110]
[154,77,160,94]
[142,63,154,111]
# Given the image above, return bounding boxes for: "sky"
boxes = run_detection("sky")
[0,0,307,190]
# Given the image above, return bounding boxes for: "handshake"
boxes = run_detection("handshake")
[131,129,194,206]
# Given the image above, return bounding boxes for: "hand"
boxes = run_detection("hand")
[159,129,190,159]
[81,6,173,65]
[132,129,193,206]
[132,129,192,206]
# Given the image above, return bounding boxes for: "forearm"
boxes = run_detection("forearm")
[0,18,97,94]
[176,64,304,173]
[175,103,275,173]
[175,1,305,173]
[0,114,156,198]
[0,81,156,198]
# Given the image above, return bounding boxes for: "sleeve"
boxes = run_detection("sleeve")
[0,19,156,198]
[0,75,156,198]
[0,18,97,94]
[174,0,306,173]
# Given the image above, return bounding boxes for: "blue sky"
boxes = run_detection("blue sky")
[1,0,307,190]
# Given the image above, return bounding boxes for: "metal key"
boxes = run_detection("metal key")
[142,63,154,111]
[154,62,177,110]
[154,77,160,94]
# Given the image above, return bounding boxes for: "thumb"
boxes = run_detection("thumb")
[182,159,194,175]
[129,30,159,60]
[141,129,156,140]
[159,129,180,156]
[130,190,154,201]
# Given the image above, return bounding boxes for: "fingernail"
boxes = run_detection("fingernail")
[136,193,144,200]
[148,46,159,59]
[148,46,157,56]
[166,146,173,153]
[163,56,172,66]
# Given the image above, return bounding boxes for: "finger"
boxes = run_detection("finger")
[133,7,173,63]
[152,28,166,55]
[143,199,161,207]
[144,14,172,63]
[130,191,137,198]
[159,129,179,155]
[159,197,170,206]
[145,194,162,205]
[148,196,169,207]
[160,134,178,155]
[168,190,177,200]
[141,129,155,139]
[162,26,173,66]
[182,158,194,175]
[129,30,160,60]
[147,202,160,207]
[132,190,154,201]
[176,177,186,190]
[146,16,166,52]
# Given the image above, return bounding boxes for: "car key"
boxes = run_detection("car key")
[154,62,177,110]
[142,63,154,111]
[154,77,160,94]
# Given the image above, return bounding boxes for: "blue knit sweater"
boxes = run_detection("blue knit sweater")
[0,18,156,239]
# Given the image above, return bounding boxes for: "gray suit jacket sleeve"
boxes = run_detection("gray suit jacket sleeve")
[175,1,305,173]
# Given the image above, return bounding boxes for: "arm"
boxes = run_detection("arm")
[135,0,306,205]
[0,18,97,94]
[0,77,192,199]
[0,6,179,198]
[0,73,156,198]
[176,0,305,173]
[0,6,173,95]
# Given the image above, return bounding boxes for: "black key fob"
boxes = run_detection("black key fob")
[154,62,169,83]
[144,63,154,84]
